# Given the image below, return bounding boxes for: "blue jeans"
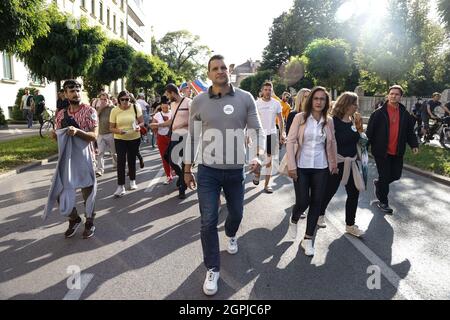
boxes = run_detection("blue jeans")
[197,164,245,272]
[23,109,33,128]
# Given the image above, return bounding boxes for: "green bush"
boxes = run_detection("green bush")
[0,107,6,125]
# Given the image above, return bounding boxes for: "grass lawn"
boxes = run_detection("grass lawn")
[404,144,450,177]
[0,136,58,173]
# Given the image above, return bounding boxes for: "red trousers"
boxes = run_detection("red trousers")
[157,134,172,178]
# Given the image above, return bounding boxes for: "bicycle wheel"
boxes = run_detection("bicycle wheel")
[440,128,450,150]
[40,120,54,138]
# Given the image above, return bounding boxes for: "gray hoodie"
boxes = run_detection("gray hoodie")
[43,128,97,220]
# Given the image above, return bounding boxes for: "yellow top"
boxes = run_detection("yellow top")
[272,95,291,125]
[109,105,142,140]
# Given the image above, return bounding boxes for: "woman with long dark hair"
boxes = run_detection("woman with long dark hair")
[286,86,338,256]
[109,90,144,197]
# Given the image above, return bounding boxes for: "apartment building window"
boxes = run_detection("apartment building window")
[120,21,124,38]
[99,1,103,22]
[91,0,95,16]
[113,14,116,33]
[81,0,86,9]
[2,52,13,80]
[107,8,110,28]
[120,0,124,10]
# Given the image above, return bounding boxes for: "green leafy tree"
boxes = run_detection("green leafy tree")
[0,0,50,54]
[19,8,107,92]
[303,38,352,95]
[84,40,134,99]
[156,30,211,81]
[0,107,6,126]
[437,0,450,33]
[126,53,174,97]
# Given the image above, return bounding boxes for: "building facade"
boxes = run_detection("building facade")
[230,59,261,88]
[0,0,151,119]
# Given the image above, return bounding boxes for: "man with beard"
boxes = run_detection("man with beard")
[53,79,99,239]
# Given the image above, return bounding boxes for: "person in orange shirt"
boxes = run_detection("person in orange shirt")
[366,85,419,214]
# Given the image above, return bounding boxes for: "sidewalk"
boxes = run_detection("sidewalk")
[0,124,40,142]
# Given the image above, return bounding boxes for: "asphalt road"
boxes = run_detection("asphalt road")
[0,145,449,300]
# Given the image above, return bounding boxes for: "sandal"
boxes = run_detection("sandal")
[252,174,260,185]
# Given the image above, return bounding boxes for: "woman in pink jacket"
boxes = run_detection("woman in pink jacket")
[286,86,338,257]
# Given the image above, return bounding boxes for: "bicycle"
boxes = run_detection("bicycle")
[40,109,55,138]
[418,116,450,150]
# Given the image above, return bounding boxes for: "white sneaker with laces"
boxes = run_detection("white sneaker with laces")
[113,185,126,198]
[203,269,220,296]
[288,220,298,240]
[345,225,365,237]
[227,236,238,254]
[129,180,138,190]
[300,239,315,256]
[317,215,327,228]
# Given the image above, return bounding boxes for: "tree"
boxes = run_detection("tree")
[19,8,106,92]
[303,38,352,95]
[126,53,175,97]
[84,40,135,99]
[239,70,274,98]
[156,30,211,81]
[437,0,450,33]
[0,0,49,54]
[260,0,344,72]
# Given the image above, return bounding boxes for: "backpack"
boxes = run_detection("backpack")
[26,95,33,107]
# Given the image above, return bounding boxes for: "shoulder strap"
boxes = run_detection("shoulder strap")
[133,104,138,120]
[168,98,185,135]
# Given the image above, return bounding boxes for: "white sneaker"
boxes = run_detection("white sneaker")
[317,215,327,228]
[346,225,365,237]
[300,239,315,256]
[113,185,126,198]
[300,212,307,219]
[227,236,238,254]
[129,180,138,190]
[203,269,220,296]
[288,220,298,240]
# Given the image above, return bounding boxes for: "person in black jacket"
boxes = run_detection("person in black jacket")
[366,85,419,214]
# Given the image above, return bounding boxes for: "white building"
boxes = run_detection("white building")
[0,0,152,119]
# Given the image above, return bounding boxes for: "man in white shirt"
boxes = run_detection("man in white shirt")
[255,81,286,193]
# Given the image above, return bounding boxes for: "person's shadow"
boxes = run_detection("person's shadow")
[248,209,411,299]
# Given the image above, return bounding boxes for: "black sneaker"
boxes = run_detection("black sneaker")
[65,216,82,238]
[138,156,145,169]
[178,189,186,199]
[82,221,96,239]
[377,202,393,214]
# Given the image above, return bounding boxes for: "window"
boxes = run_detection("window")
[120,0,124,10]
[91,0,95,16]
[107,8,110,27]
[99,1,103,21]
[113,14,116,33]
[120,21,124,38]
[2,52,13,80]
[81,0,86,8]
[31,74,44,86]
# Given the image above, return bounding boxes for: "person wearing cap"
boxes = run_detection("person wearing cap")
[53,79,99,239]
[366,85,419,214]
[151,96,174,184]
[180,82,192,99]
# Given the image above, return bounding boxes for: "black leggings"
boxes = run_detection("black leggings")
[291,168,329,237]
[320,162,359,226]
[115,138,141,185]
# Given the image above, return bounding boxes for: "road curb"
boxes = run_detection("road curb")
[368,154,450,187]
[402,163,450,186]
[0,154,59,181]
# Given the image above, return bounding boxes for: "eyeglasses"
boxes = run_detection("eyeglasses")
[313,97,326,101]
[120,98,130,102]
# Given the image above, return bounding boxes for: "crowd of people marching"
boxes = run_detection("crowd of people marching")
[44,54,434,296]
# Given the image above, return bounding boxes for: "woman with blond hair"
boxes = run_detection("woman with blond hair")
[319,92,366,237]
[286,88,311,135]
[286,86,338,256]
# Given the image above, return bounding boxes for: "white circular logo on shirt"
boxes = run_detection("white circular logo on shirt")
[91,113,98,121]
[351,125,357,132]
[223,105,234,115]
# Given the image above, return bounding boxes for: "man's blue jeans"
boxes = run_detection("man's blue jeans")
[197,164,245,272]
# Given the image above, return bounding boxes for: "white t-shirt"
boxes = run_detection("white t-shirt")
[153,111,172,136]
[256,98,282,135]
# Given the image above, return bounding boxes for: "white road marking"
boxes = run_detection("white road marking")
[63,273,94,300]
[326,213,422,300]
[144,168,165,193]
